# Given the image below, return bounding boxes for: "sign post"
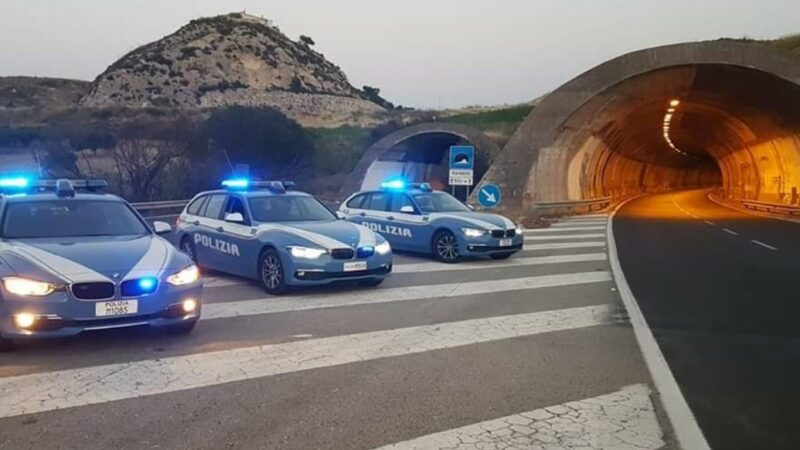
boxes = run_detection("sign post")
[448,145,474,200]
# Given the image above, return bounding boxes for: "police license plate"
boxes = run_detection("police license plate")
[95,300,138,317]
[499,238,513,247]
[343,261,368,272]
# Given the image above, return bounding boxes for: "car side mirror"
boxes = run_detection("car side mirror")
[336,211,346,220]
[400,205,415,214]
[153,221,172,234]
[224,212,245,224]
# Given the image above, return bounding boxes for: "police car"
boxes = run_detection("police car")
[175,180,392,294]
[339,180,523,263]
[0,178,202,349]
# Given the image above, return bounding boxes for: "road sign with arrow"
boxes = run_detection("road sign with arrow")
[477,183,501,208]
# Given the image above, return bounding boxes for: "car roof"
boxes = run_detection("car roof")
[198,189,313,198]
[2,191,122,203]
[355,189,441,196]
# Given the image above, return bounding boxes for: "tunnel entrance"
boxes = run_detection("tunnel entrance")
[480,40,800,214]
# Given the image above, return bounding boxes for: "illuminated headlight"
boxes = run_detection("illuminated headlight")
[288,246,327,259]
[375,241,391,255]
[14,313,36,329]
[461,228,487,238]
[166,265,200,286]
[2,277,58,296]
[515,223,524,235]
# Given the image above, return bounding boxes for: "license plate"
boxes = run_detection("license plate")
[95,300,138,317]
[344,261,368,272]
[499,238,513,247]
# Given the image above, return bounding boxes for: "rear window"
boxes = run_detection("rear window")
[2,200,149,239]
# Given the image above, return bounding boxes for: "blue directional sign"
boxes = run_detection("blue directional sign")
[449,146,475,170]
[477,183,501,208]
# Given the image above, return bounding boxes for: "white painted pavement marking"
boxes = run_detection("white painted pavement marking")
[722,228,738,236]
[201,271,613,320]
[0,305,614,419]
[704,220,715,226]
[523,233,605,241]
[751,239,778,251]
[522,241,606,250]
[523,226,605,234]
[374,384,664,450]
[608,200,710,449]
[551,220,607,227]
[566,213,608,219]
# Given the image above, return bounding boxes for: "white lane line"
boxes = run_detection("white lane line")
[551,220,606,227]
[568,214,608,219]
[202,272,613,320]
[524,226,605,234]
[523,233,604,241]
[203,253,609,287]
[751,239,778,251]
[722,228,738,236]
[703,220,715,226]
[522,241,606,250]
[374,384,664,450]
[0,305,614,419]
[607,200,710,449]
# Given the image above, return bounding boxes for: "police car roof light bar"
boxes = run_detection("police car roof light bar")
[380,179,407,190]
[32,179,109,192]
[409,182,433,192]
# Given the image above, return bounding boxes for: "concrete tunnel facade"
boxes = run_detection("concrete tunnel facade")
[479,40,800,214]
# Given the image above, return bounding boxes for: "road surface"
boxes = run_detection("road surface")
[615,189,800,450]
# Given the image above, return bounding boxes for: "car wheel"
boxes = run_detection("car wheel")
[490,252,514,260]
[432,230,461,263]
[165,320,197,335]
[358,278,384,287]
[0,336,19,352]
[259,249,289,295]
[180,236,198,264]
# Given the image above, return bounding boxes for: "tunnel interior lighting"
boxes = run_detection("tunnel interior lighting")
[662,100,687,156]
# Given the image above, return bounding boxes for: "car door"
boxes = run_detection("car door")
[356,192,397,247]
[387,193,427,251]
[193,193,227,269]
[215,194,259,278]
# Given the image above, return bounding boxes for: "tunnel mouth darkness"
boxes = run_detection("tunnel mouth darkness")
[535,63,800,206]
[360,132,491,200]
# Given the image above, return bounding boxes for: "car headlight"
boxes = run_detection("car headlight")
[166,265,200,286]
[375,241,391,255]
[288,246,328,259]
[461,228,487,238]
[2,277,59,296]
[515,223,524,235]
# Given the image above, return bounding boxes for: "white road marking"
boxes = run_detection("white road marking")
[0,305,614,419]
[551,220,606,227]
[703,220,715,226]
[374,384,664,450]
[522,241,606,250]
[202,272,613,320]
[524,226,605,234]
[203,253,609,287]
[567,214,608,219]
[722,228,738,236]
[751,239,778,251]
[607,200,710,449]
[522,233,605,241]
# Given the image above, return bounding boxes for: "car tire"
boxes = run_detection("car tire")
[432,230,461,263]
[165,320,197,335]
[180,236,198,264]
[490,252,514,260]
[358,278,384,287]
[259,248,289,295]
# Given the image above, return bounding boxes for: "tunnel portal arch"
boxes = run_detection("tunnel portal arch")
[480,40,800,214]
[339,123,502,199]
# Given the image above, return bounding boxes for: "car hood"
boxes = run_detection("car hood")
[261,220,378,249]
[0,235,180,282]
[430,211,516,230]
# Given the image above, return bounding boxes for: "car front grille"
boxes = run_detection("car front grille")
[71,282,115,300]
[491,229,516,238]
[331,248,355,260]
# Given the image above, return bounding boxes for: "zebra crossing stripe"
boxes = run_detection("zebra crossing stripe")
[523,227,605,234]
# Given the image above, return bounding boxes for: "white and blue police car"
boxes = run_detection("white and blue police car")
[0,178,202,350]
[175,179,392,294]
[340,180,524,263]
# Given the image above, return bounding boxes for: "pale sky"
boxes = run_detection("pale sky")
[1,0,798,108]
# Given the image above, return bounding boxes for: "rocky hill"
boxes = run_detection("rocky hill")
[81,12,385,126]
[0,77,89,110]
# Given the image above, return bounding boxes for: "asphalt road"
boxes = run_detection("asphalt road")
[614,189,800,450]
[0,215,672,450]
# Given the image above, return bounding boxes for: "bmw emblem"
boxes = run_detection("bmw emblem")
[111,272,120,279]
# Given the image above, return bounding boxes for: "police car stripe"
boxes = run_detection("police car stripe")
[123,237,173,280]
[9,243,112,283]
[269,224,351,250]
[429,213,501,231]
[352,223,376,247]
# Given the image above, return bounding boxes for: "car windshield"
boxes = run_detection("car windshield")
[2,199,149,239]
[248,195,336,222]
[412,192,471,213]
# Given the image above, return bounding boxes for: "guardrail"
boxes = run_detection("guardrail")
[741,199,800,216]
[132,199,190,221]
[532,197,613,214]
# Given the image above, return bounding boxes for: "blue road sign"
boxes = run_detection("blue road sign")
[477,183,501,208]
[449,146,475,170]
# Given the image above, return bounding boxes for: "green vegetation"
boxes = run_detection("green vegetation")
[442,104,534,145]
[308,126,372,174]
[768,33,800,54]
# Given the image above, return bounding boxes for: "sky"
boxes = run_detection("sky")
[1,0,798,109]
